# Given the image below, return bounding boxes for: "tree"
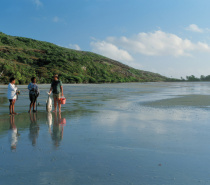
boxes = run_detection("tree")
[200,75,205,81]
[186,75,200,81]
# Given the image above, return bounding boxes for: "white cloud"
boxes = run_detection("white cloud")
[33,0,43,7]
[52,16,67,24]
[90,30,210,78]
[90,40,133,62]
[186,24,203,33]
[69,44,81,51]
[104,30,210,57]
[53,16,59,23]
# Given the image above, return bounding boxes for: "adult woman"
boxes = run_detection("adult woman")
[28,77,39,113]
[7,77,18,115]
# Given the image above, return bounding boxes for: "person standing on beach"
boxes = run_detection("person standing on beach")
[28,77,39,113]
[7,77,18,115]
[49,74,64,112]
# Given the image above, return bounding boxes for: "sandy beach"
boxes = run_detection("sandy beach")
[1,82,210,184]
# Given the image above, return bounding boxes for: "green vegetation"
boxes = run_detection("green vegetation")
[0,32,169,84]
[182,75,210,82]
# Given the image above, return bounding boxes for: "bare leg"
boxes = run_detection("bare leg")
[29,102,33,113]
[9,103,12,114]
[58,100,61,113]
[12,102,17,114]
[53,97,57,112]
[33,102,36,112]
[12,103,14,113]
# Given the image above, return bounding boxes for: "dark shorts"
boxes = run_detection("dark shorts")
[9,99,16,103]
[29,94,37,103]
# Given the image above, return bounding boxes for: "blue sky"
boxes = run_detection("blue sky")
[1,0,210,78]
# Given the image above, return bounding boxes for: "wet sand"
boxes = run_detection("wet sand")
[1,82,210,184]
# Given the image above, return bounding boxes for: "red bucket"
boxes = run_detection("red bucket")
[60,97,66,104]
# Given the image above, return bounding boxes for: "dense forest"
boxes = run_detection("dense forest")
[0,32,170,84]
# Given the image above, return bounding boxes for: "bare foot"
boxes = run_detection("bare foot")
[52,110,57,112]
[13,112,18,115]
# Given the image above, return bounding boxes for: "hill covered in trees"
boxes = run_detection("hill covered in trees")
[0,32,169,84]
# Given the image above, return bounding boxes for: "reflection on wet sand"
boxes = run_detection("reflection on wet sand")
[9,115,20,150]
[4,112,67,150]
[29,113,40,146]
[51,112,66,148]
[5,112,67,149]
[46,112,52,134]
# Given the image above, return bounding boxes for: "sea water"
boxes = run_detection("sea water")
[1,82,210,184]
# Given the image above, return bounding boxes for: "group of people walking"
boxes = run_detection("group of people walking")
[7,74,64,115]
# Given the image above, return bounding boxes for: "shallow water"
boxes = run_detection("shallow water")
[1,82,210,184]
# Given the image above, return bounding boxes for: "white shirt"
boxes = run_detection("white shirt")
[7,83,17,100]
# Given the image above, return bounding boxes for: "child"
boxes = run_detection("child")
[7,77,18,115]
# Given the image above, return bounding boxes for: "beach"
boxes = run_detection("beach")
[1,82,210,184]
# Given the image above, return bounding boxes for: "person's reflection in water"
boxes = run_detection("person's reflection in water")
[47,112,52,134]
[9,115,20,151]
[29,113,39,146]
[51,112,66,148]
